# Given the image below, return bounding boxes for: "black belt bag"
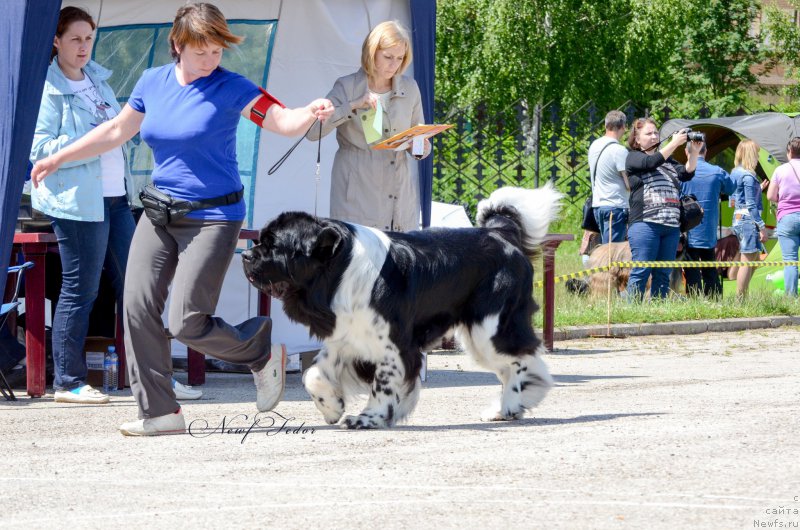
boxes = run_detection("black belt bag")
[139,184,244,226]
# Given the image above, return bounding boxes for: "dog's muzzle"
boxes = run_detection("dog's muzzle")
[241,250,290,300]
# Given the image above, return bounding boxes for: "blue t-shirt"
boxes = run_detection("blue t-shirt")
[128,64,261,220]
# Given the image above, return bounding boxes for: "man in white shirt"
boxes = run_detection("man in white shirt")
[589,110,629,243]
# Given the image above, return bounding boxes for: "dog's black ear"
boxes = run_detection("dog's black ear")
[312,227,342,261]
[259,230,275,248]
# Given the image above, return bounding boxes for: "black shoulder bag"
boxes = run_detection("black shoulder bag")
[581,141,615,233]
[668,165,704,232]
[679,194,704,232]
[139,184,244,226]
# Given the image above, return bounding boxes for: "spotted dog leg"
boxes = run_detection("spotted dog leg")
[483,349,553,422]
[343,351,415,429]
[302,348,345,425]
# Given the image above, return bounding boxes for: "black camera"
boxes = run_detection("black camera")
[682,128,705,142]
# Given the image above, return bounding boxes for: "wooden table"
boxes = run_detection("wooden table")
[13,229,269,393]
[542,234,574,351]
[12,232,56,397]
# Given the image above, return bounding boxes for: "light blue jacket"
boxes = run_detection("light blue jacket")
[730,166,766,229]
[30,59,132,221]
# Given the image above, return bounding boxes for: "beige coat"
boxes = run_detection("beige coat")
[308,69,430,231]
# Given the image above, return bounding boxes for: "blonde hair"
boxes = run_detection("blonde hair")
[169,3,243,61]
[734,139,760,172]
[361,21,412,80]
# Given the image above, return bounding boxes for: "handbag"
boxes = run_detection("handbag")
[139,184,244,226]
[679,194,704,233]
[581,141,616,233]
[581,195,600,232]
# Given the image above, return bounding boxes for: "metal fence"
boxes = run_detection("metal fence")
[431,99,773,216]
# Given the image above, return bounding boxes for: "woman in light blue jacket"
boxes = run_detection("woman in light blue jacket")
[30,6,135,404]
[730,139,768,298]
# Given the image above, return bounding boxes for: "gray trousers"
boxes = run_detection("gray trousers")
[123,216,270,418]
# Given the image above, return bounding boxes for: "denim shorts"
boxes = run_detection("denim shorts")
[732,215,763,254]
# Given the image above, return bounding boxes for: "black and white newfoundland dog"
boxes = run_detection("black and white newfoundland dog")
[241,184,562,429]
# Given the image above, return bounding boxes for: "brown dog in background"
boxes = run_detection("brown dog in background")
[568,241,685,297]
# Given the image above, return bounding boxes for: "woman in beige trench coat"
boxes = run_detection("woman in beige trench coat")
[307,21,431,232]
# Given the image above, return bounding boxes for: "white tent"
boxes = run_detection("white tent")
[59,0,434,357]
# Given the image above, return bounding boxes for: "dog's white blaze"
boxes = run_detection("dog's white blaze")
[331,225,389,313]
[329,224,395,363]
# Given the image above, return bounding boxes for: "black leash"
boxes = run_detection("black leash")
[268,119,323,216]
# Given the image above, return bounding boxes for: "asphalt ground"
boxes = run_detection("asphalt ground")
[2,326,799,529]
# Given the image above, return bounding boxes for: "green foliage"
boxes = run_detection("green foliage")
[661,0,764,114]
[436,0,548,114]
[761,0,800,101]
[436,0,775,117]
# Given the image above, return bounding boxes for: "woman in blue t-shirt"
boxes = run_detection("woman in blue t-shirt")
[30,6,135,406]
[31,3,334,436]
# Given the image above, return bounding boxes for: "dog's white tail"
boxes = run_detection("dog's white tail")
[475,183,563,253]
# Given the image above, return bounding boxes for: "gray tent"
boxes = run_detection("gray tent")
[661,112,800,164]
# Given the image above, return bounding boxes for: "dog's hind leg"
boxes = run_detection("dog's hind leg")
[302,348,345,425]
[461,316,553,421]
[485,348,553,421]
[343,348,419,429]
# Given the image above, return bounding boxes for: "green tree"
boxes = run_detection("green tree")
[657,0,765,116]
[761,0,800,103]
[435,0,770,117]
[435,0,548,115]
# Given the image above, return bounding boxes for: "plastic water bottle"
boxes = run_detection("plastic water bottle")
[103,346,119,393]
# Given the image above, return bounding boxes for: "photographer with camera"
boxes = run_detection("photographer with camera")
[624,119,701,300]
[680,141,735,298]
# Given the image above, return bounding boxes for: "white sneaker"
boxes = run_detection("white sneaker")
[119,408,186,436]
[172,378,203,400]
[286,353,301,373]
[54,384,110,404]
[253,343,286,412]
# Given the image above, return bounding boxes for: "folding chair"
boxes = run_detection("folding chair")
[1,262,34,401]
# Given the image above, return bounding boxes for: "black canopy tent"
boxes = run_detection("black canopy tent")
[660,112,800,171]
[660,112,799,230]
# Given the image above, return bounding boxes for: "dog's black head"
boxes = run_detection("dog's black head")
[242,211,347,298]
[242,212,352,337]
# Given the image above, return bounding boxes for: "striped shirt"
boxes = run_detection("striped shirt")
[626,151,695,227]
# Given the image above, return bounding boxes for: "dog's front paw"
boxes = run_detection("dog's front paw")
[342,413,387,430]
[313,395,345,425]
[304,366,345,424]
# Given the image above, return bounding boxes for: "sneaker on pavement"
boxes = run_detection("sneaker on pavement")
[119,408,186,436]
[172,378,203,400]
[54,384,110,404]
[253,343,286,412]
[286,352,301,374]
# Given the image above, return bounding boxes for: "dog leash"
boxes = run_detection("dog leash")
[268,119,323,216]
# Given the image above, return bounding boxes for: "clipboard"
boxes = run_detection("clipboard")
[371,124,453,151]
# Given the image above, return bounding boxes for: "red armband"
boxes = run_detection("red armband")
[249,87,285,127]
